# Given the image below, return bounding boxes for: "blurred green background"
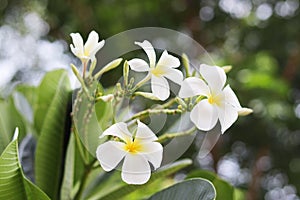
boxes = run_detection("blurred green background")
[0,0,300,199]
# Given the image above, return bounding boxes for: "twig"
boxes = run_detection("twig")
[156,126,197,143]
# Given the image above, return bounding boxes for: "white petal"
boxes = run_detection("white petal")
[101,122,132,142]
[190,99,218,131]
[200,64,226,93]
[70,33,84,50]
[156,50,180,69]
[135,40,156,68]
[70,45,81,57]
[135,120,157,142]
[128,58,150,72]
[121,154,151,184]
[178,77,210,98]
[70,33,84,57]
[217,103,238,133]
[223,85,242,109]
[163,68,183,85]
[141,142,163,170]
[96,141,126,171]
[84,31,99,53]
[151,76,170,101]
[89,40,105,60]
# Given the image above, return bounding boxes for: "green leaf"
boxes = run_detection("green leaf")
[0,97,26,154]
[13,92,33,123]
[147,178,216,200]
[87,159,193,200]
[0,131,50,200]
[14,85,37,109]
[72,82,107,158]
[13,85,38,136]
[34,69,71,199]
[34,69,69,134]
[187,170,246,200]
[60,134,75,200]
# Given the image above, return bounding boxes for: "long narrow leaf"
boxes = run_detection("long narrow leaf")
[60,134,75,200]
[0,131,50,200]
[35,69,71,199]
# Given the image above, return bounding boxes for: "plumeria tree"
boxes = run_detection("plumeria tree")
[0,29,252,200]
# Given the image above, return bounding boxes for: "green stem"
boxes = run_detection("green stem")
[74,159,97,200]
[131,73,151,92]
[71,64,93,101]
[82,61,87,79]
[156,98,177,109]
[156,126,197,143]
[125,108,182,123]
[73,128,89,165]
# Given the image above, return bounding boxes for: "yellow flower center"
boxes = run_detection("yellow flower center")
[208,94,222,106]
[84,49,90,57]
[151,67,165,77]
[124,140,143,154]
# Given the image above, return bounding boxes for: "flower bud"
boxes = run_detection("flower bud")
[222,65,232,73]
[182,53,190,77]
[95,58,123,79]
[238,107,253,116]
[134,92,160,101]
[99,94,114,102]
[123,60,129,86]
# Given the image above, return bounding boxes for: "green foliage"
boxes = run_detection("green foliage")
[187,170,246,200]
[34,69,71,199]
[72,81,112,158]
[2,0,300,197]
[86,159,193,200]
[0,132,50,200]
[0,97,26,154]
[147,178,216,200]
[94,85,114,130]
[60,134,76,200]
[14,85,37,109]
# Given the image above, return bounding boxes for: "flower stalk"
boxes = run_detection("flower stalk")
[156,126,197,143]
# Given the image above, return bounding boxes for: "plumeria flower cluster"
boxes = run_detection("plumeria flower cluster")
[70,30,252,185]
[96,121,163,184]
[128,40,183,100]
[70,30,105,63]
[70,30,122,101]
[179,64,251,133]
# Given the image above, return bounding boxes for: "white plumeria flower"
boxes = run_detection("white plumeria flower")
[96,121,163,185]
[128,40,183,100]
[70,30,105,62]
[179,64,248,133]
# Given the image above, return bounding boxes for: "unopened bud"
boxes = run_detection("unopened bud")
[71,64,85,85]
[175,97,187,108]
[99,94,114,102]
[134,92,160,101]
[182,53,190,77]
[95,58,123,79]
[123,60,129,86]
[71,64,80,76]
[238,107,253,116]
[89,59,97,75]
[177,105,183,110]
[222,65,232,73]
